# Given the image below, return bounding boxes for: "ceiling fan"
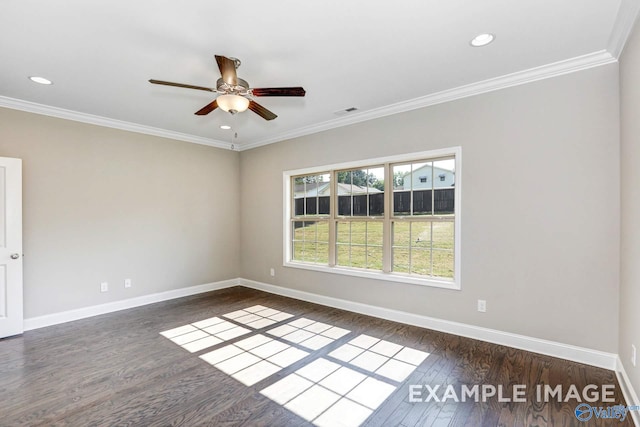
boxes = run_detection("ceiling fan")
[149,55,306,121]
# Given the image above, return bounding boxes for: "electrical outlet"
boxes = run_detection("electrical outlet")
[632,344,637,367]
[124,278,132,288]
[477,299,487,313]
[270,268,275,277]
[100,282,109,293]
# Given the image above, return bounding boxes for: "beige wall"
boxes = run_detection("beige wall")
[620,19,640,398]
[240,64,621,352]
[0,108,240,318]
[0,60,624,356]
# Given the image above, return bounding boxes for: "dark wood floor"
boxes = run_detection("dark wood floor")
[0,286,632,427]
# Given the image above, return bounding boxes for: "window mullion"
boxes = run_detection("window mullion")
[430,221,434,277]
[314,221,318,263]
[328,170,336,267]
[364,222,369,268]
[431,163,435,216]
[382,162,392,273]
[408,222,413,274]
[303,180,307,216]
[348,222,352,266]
[410,164,414,215]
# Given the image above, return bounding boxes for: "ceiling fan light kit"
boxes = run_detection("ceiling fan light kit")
[149,55,305,121]
[216,94,249,114]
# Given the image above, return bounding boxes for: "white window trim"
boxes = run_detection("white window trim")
[283,147,462,290]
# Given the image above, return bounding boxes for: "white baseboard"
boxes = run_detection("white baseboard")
[23,276,619,372]
[19,277,639,423]
[616,356,640,425]
[23,278,240,331]
[238,278,618,371]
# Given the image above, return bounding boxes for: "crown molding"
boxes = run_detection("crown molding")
[239,50,616,151]
[608,0,640,58]
[0,49,619,153]
[0,95,233,150]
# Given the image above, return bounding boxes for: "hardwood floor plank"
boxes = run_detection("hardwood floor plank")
[0,286,633,427]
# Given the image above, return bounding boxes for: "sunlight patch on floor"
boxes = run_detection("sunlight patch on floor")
[199,334,310,386]
[159,317,251,353]
[330,334,429,382]
[160,306,430,427]
[223,305,295,328]
[159,305,296,353]
[268,317,351,350]
[196,316,352,386]
[259,334,429,427]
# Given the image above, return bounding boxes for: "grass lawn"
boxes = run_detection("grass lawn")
[292,220,454,279]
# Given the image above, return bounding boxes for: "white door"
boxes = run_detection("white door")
[0,157,23,338]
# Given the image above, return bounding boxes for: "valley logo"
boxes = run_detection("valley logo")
[574,403,639,422]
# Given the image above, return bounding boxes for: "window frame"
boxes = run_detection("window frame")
[283,147,461,290]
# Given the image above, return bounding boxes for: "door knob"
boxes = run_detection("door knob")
[10,253,20,259]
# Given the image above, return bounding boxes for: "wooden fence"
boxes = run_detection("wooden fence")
[294,188,454,217]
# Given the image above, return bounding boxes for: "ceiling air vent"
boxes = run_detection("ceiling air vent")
[333,107,359,116]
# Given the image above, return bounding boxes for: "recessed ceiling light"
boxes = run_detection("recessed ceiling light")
[220,125,231,130]
[29,76,53,85]
[470,33,495,47]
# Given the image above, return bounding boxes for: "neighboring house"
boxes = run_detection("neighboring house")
[294,182,384,216]
[294,182,382,198]
[401,164,455,190]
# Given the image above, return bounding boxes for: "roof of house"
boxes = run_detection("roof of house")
[404,163,455,178]
[294,182,382,197]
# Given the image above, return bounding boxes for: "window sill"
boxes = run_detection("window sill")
[283,261,460,290]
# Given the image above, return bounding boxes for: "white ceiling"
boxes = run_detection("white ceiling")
[1,0,637,150]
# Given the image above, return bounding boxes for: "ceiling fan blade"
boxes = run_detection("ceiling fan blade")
[149,79,215,92]
[215,55,238,86]
[251,87,306,97]
[194,100,219,116]
[248,101,277,121]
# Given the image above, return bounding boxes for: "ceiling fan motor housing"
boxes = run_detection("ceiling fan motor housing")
[216,77,250,95]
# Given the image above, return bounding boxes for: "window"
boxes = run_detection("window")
[335,166,384,271]
[391,159,455,278]
[284,148,461,289]
[291,173,330,264]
